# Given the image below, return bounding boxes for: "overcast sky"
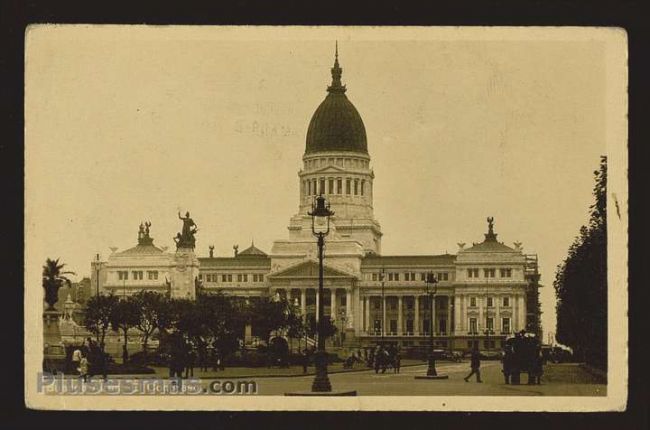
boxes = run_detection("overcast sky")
[26,26,618,338]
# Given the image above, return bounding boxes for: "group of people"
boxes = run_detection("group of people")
[464,331,545,384]
[370,344,402,374]
[166,332,225,379]
[69,337,108,382]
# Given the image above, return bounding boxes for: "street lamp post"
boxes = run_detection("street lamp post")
[415,272,448,380]
[425,272,438,376]
[309,194,334,393]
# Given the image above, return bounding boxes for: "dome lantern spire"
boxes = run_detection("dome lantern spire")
[328,41,346,94]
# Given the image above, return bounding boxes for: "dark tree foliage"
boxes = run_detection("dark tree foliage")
[305,314,337,341]
[249,296,303,344]
[42,258,75,310]
[84,294,119,351]
[554,156,607,369]
[110,296,141,362]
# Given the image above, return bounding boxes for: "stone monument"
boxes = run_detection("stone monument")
[170,211,199,300]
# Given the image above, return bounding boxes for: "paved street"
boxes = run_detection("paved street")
[205,362,607,396]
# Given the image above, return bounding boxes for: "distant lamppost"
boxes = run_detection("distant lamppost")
[309,194,334,392]
[425,272,438,376]
[483,326,495,354]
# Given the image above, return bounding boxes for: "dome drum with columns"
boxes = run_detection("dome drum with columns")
[90,46,543,351]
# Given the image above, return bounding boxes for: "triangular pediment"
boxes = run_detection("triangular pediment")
[269,260,355,279]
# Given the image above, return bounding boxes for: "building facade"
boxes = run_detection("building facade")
[91,49,542,352]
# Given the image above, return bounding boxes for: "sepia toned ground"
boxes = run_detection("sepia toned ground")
[245,362,607,396]
[96,361,606,396]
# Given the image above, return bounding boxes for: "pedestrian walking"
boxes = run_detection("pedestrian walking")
[394,351,401,374]
[464,347,482,383]
[71,345,82,374]
[78,351,89,382]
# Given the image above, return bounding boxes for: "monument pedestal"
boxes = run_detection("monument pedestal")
[170,247,199,300]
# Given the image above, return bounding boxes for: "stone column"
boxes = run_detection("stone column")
[364,296,370,333]
[454,294,461,334]
[301,289,307,320]
[346,289,353,328]
[414,295,420,335]
[382,295,387,336]
[397,296,403,335]
[513,293,518,331]
[447,295,452,335]
[495,293,501,334]
[330,289,337,320]
[518,293,526,332]
[478,294,484,333]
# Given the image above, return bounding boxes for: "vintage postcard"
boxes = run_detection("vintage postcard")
[24,25,628,411]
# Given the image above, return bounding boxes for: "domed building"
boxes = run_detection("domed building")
[91,47,543,352]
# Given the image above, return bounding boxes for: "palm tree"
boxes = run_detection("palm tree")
[42,258,75,311]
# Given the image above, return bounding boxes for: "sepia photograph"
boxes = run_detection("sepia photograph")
[24,25,628,411]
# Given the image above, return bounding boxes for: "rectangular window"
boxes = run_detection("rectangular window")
[354,179,359,195]
[487,297,493,307]
[118,271,128,280]
[503,297,510,307]
[319,178,325,195]
[372,273,378,281]
[388,273,394,281]
[502,317,511,333]
[467,268,479,278]
[312,179,317,195]
[500,268,512,277]
[147,271,158,280]
[346,178,351,194]
[373,299,380,310]
[486,317,494,331]
[337,178,342,194]
[407,299,413,310]
[307,180,311,195]
[439,319,447,334]
[420,273,427,281]
[132,271,143,280]
[469,318,477,334]
[394,273,400,281]
[243,274,248,282]
[340,295,346,306]
[470,297,477,307]
[328,179,334,194]
[484,268,496,278]
[222,274,227,282]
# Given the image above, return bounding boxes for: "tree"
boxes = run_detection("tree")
[84,294,119,351]
[131,291,171,361]
[305,314,337,344]
[42,258,75,310]
[110,296,141,362]
[250,296,302,345]
[554,156,607,369]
